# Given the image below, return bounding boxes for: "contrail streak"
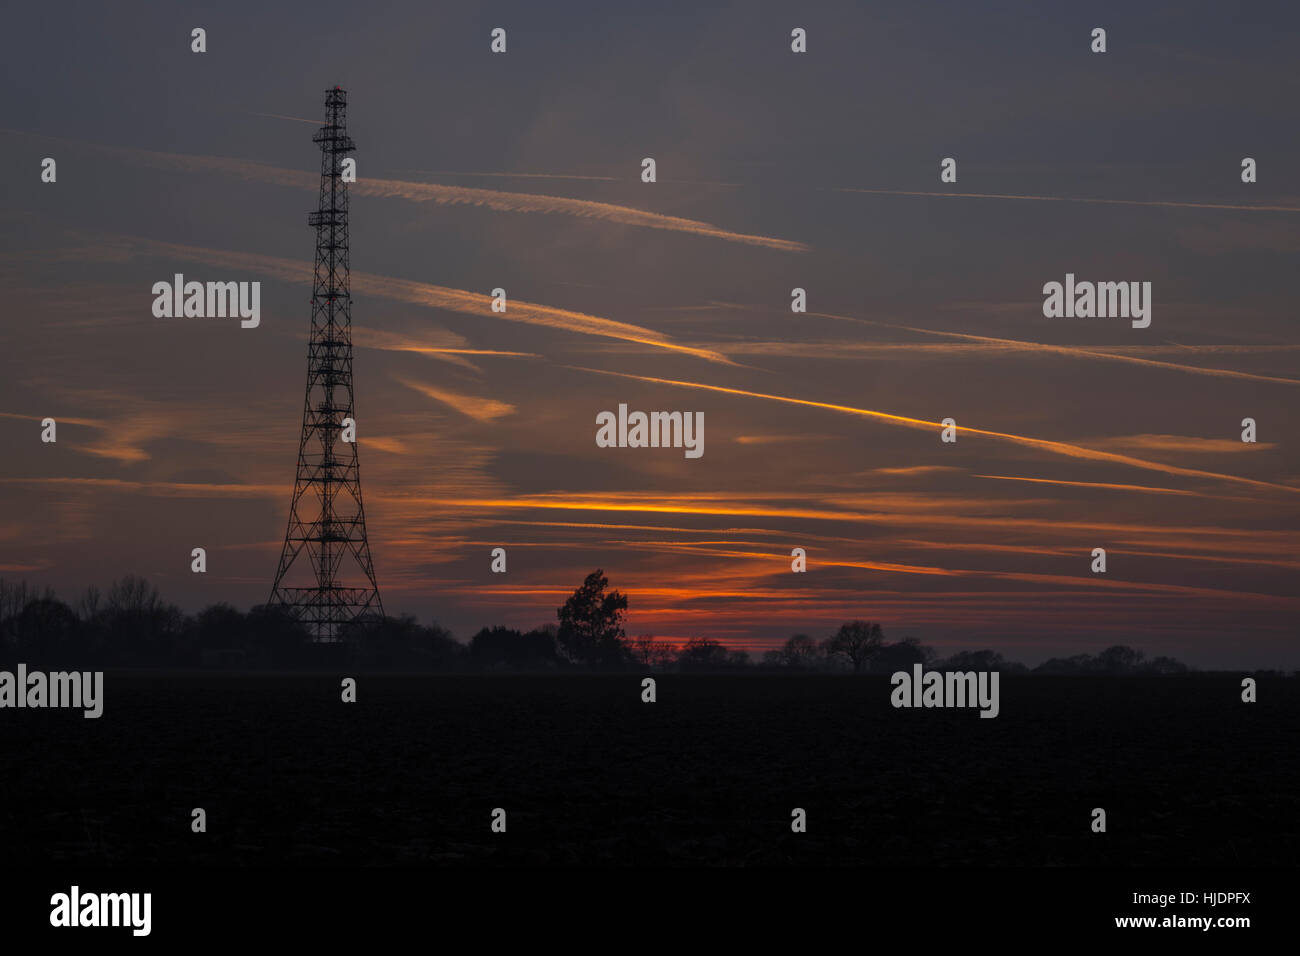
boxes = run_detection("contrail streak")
[398,169,619,182]
[836,186,1300,213]
[0,130,805,252]
[393,376,516,422]
[808,312,1300,387]
[566,367,1300,495]
[241,111,321,125]
[102,235,732,364]
[971,474,1252,502]
[355,177,803,250]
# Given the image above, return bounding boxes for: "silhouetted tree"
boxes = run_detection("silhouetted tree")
[0,579,41,657]
[824,620,883,673]
[106,575,162,616]
[939,649,1027,674]
[470,625,558,669]
[102,576,184,665]
[1032,647,1185,675]
[556,569,629,667]
[677,637,735,672]
[196,603,247,650]
[13,597,79,664]
[0,578,35,625]
[1096,645,1144,674]
[1141,655,1189,675]
[0,573,1196,677]
[777,634,821,669]
[419,621,466,669]
[629,634,678,671]
[75,585,102,622]
[245,603,311,666]
[348,613,426,666]
[630,634,656,667]
[869,637,933,674]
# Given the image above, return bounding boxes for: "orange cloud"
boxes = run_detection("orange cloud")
[397,169,619,182]
[0,409,150,462]
[394,376,516,422]
[971,474,1247,500]
[871,465,965,476]
[0,477,287,498]
[364,436,412,455]
[354,326,538,361]
[1087,434,1277,454]
[106,236,731,364]
[566,366,1300,495]
[733,433,829,445]
[807,312,1300,388]
[836,186,1300,214]
[4,131,806,252]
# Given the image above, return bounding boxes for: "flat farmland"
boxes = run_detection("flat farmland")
[0,674,1293,867]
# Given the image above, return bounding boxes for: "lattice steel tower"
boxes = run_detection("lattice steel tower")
[270,86,383,641]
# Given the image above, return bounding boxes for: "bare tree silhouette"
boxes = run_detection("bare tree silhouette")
[823,620,884,673]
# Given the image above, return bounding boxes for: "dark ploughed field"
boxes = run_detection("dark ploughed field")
[1,674,1294,867]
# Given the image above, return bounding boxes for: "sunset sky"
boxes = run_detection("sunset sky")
[2,1,1297,666]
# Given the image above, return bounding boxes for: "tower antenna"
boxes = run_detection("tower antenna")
[270,86,383,641]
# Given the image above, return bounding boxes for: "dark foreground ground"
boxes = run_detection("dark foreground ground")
[0,673,1294,867]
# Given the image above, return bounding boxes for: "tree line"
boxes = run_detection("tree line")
[0,570,1191,674]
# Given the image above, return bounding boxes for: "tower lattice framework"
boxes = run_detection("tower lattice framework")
[270,86,383,641]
